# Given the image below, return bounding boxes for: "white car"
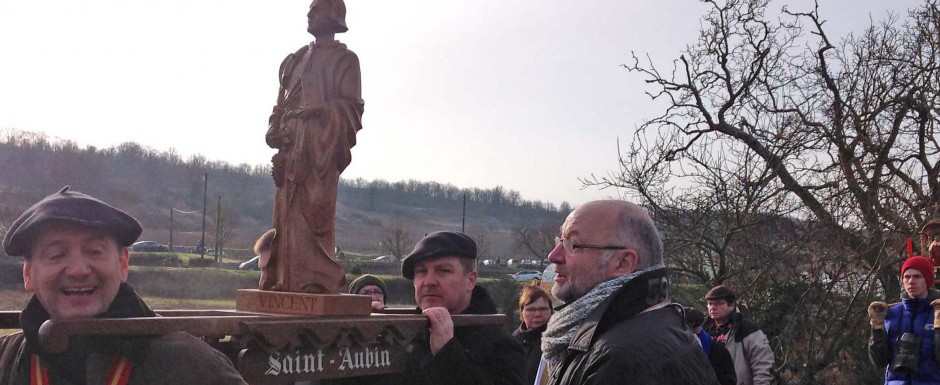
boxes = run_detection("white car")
[510,270,542,282]
[371,255,396,263]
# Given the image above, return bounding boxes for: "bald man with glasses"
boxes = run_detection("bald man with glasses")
[541,200,717,385]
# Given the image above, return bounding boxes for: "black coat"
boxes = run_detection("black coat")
[0,283,246,385]
[322,285,525,385]
[513,322,547,385]
[400,285,525,385]
[547,269,719,385]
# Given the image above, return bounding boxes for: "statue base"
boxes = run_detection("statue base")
[235,289,371,316]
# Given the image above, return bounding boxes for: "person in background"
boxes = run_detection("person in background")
[685,307,736,385]
[0,186,246,385]
[869,256,940,385]
[703,285,774,385]
[514,282,553,385]
[348,274,387,311]
[252,228,277,289]
[542,200,717,385]
[400,231,525,385]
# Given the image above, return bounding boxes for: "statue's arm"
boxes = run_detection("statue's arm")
[266,54,293,149]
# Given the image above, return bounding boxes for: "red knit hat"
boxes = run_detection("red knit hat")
[901,256,936,288]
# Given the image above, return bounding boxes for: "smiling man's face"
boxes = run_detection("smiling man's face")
[24,223,128,320]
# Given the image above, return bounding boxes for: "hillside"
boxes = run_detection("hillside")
[0,129,567,259]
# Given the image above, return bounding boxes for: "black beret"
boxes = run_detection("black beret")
[705,285,736,303]
[3,186,142,257]
[401,231,476,280]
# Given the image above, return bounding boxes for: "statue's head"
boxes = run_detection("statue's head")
[307,0,348,36]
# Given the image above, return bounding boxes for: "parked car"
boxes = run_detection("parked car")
[482,259,496,266]
[239,255,260,270]
[130,241,168,252]
[207,249,227,257]
[371,255,396,263]
[510,270,542,282]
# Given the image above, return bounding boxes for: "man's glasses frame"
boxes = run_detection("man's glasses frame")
[554,236,628,252]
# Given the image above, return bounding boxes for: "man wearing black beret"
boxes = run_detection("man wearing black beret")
[398,231,525,385]
[0,186,246,385]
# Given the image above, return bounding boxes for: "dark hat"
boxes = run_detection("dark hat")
[401,231,476,280]
[3,186,142,257]
[348,274,387,303]
[705,285,736,303]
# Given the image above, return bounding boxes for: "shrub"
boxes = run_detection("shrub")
[130,253,182,268]
[187,258,217,268]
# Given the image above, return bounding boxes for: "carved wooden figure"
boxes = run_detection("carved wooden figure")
[265,0,364,293]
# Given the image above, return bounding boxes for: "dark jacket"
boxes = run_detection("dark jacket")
[547,269,718,385]
[0,283,246,385]
[400,285,525,385]
[513,322,547,385]
[330,285,526,385]
[703,307,774,385]
[696,329,737,385]
[869,288,940,385]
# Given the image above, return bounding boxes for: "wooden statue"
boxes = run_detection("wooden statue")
[920,217,940,269]
[264,0,363,293]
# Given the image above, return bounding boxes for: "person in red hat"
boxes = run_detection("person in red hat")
[868,256,940,384]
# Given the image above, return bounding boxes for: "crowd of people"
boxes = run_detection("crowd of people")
[3,185,933,385]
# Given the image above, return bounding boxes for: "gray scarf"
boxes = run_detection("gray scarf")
[541,264,664,366]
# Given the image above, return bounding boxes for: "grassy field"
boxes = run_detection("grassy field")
[0,290,237,311]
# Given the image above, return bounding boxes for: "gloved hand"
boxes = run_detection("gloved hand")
[868,301,888,329]
[931,299,940,329]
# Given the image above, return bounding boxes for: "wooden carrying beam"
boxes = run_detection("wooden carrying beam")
[3,310,507,384]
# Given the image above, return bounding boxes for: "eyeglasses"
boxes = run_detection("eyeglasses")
[554,236,628,253]
[706,300,728,308]
[523,306,552,314]
[359,289,384,296]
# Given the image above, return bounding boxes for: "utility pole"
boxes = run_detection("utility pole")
[461,193,466,233]
[169,207,174,251]
[215,195,222,263]
[200,172,207,259]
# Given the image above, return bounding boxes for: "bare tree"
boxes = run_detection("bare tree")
[513,221,557,261]
[380,220,413,260]
[210,201,240,262]
[586,1,939,383]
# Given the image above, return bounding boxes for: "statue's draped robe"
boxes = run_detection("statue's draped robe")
[265,41,363,293]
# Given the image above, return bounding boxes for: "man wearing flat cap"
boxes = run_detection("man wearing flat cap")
[703,285,774,385]
[398,231,525,385]
[0,186,246,385]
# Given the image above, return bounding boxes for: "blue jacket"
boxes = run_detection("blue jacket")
[870,289,940,385]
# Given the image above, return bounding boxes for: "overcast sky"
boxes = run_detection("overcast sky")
[0,0,921,206]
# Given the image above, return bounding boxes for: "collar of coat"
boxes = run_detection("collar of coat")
[19,282,158,381]
[900,287,940,311]
[566,268,670,352]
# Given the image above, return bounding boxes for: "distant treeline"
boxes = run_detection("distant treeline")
[0,129,566,254]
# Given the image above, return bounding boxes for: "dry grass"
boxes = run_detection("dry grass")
[0,290,30,311]
[0,290,236,312]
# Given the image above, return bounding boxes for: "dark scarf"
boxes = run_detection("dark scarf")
[20,283,157,385]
